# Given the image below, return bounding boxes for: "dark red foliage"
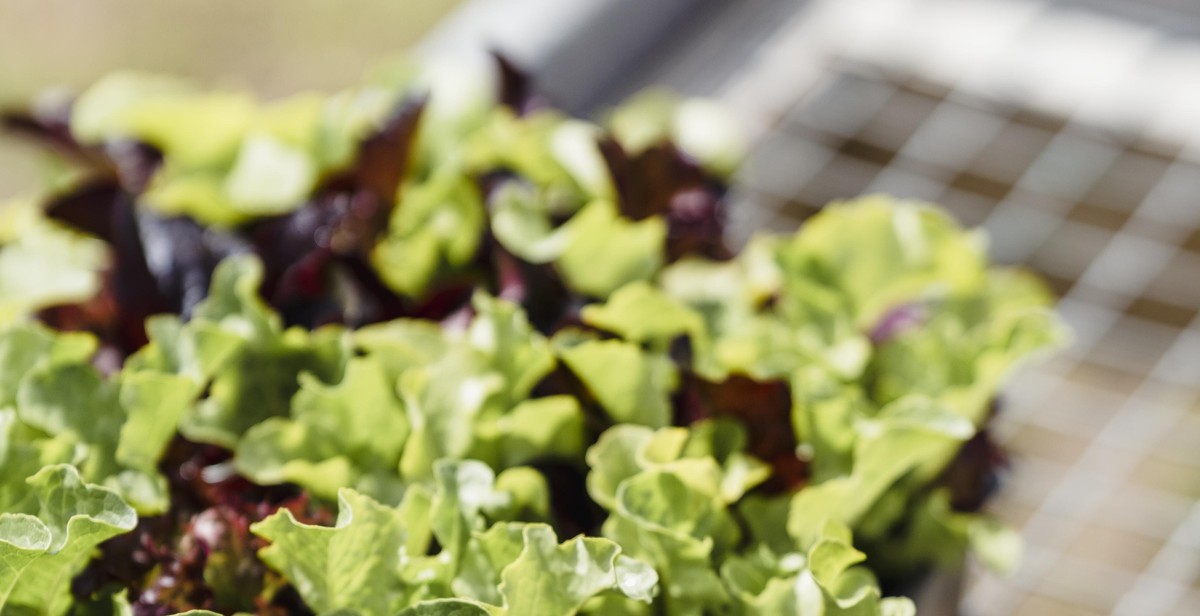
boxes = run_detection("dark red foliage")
[6,98,430,352]
[73,437,332,614]
[599,138,730,262]
[683,374,809,493]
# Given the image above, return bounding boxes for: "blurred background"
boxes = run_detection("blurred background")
[3,0,1200,613]
[0,0,453,196]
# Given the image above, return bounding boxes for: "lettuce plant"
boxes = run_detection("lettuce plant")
[0,56,1065,615]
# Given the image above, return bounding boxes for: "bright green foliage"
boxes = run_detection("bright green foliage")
[778,195,988,328]
[235,356,408,501]
[556,200,665,299]
[558,337,676,428]
[870,268,1069,425]
[115,372,197,473]
[587,423,755,614]
[580,281,705,351]
[492,194,668,300]
[657,234,870,382]
[720,522,917,615]
[225,283,577,502]
[252,461,657,616]
[489,182,575,265]
[252,488,416,615]
[585,423,917,616]
[393,293,568,481]
[604,469,737,613]
[0,465,136,616]
[138,256,352,448]
[69,72,387,224]
[869,489,1022,577]
[374,170,486,296]
[643,197,1064,570]
[0,200,108,326]
[605,89,746,178]
[430,525,657,615]
[462,109,608,204]
[0,322,196,514]
[786,396,975,548]
[0,322,96,409]
[586,421,769,511]
[399,523,658,616]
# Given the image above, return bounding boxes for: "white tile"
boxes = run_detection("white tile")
[899,101,1008,170]
[1017,131,1122,202]
[863,166,947,201]
[1113,576,1191,616]
[1055,295,1123,355]
[1077,234,1176,297]
[982,202,1069,264]
[786,73,895,137]
[1136,162,1200,229]
[1147,321,1200,384]
[739,134,833,199]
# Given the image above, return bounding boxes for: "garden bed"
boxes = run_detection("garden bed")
[0,56,1065,615]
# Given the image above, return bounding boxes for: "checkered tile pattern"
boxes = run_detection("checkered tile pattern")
[732,61,1200,615]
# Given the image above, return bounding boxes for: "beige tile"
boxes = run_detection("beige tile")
[1015,592,1105,616]
[1127,455,1200,500]
[1094,485,1194,541]
[1035,554,1138,613]
[1006,422,1091,466]
[1066,525,1166,573]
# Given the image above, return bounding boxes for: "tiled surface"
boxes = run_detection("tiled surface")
[731,63,1200,615]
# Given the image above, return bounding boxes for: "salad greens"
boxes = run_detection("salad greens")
[0,54,1065,615]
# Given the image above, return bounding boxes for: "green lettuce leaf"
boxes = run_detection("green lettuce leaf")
[489,182,574,265]
[719,522,915,616]
[557,201,665,299]
[586,421,769,511]
[558,338,676,428]
[462,109,603,205]
[0,465,136,616]
[399,294,565,478]
[869,489,1022,578]
[657,235,869,382]
[0,199,108,326]
[778,195,988,328]
[466,293,556,409]
[501,525,657,612]
[70,72,379,224]
[10,349,192,514]
[580,281,706,352]
[352,318,448,379]
[403,524,656,616]
[494,193,666,300]
[223,133,318,215]
[871,268,1070,423]
[252,488,414,615]
[374,170,485,297]
[175,256,350,447]
[585,422,777,614]
[114,371,198,473]
[235,356,408,502]
[603,470,734,613]
[394,347,498,479]
[787,396,974,548]
[604,89,746,178]
[473,395,585,470]
[0,322,96,408]
[253,459,654,616]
